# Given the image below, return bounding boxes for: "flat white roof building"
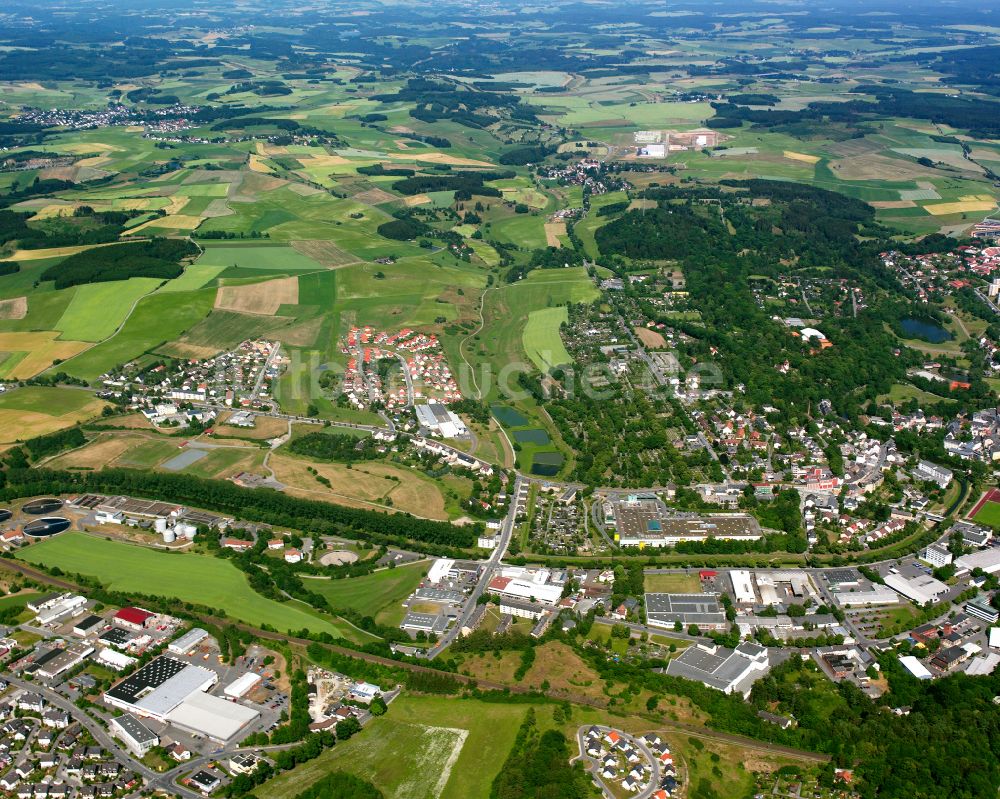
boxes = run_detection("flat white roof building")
[729,570,756,605]
[168,628,209,655]
[884,572,949,606]
[899,655,932,680]
[224,672,261,699]
[165,691,259,742]
[427,558,454,585]
[956,548,1000,576]
[832,585,900,606]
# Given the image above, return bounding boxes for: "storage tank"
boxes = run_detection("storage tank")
[178,523,197,540]
[154,518,168,534]
[161,527,176,543]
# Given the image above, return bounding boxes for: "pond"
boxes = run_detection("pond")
[491,404,529,427]
[513,428,551,445]
[530,451,564,476]
[900,318,953,344]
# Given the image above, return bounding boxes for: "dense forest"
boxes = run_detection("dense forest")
[40,237,198,289]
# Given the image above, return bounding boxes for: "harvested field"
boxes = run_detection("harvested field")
[634,326,667,348]
[290,240,358,268]
[46,434,138,470]
[270,453,448,519]
[827,154,932,181]
[299,154,351,167]
[0,297,27,320]
[0,241,134,262]
[354,187,397,205]
[388,152,494,167]
[0,332,90,379]
[870,200,918,209]
[783,151,820,164]
[215,276,299,315]
[212,413,289,440]
[248,154,276,174]
[544,221,566,247]
[925,198,997,216]
[125,214,202,235]
[403,194,432,207]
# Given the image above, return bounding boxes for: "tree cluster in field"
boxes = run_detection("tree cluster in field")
[287,431,381,462]
[710,85,1000,138]
[0,208,135,251]
[283,772,383,799]
[40,238,198,289]
[489,708,592,799]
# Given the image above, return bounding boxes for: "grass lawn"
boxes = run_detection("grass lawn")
[19,532,348,638]
[523,306,572,372]
[307,561,427,626]
[644,572,702,593]
[972,500,1000,529]
[255,694,530,799]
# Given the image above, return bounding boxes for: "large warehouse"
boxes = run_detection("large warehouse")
[103,656,259,742]
[645,593,727,630]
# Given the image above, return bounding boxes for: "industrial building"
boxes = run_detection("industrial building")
[487,572,563,606]
[415,402,468,438]
[665,642,771,697]
[168,628,209,655]
[899,655,932,680]
[34,643,93,680]
[30,594,87,626]
[884,572,949,606]
[955,548,1000,576]
[645,593,727,630]
[103,655,260,742]
[224,673,261,699]
[111,715,159,757]
[608,498,761,548]
[830,584,900,606]
[113,607,154,631]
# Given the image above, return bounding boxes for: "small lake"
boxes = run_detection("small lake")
[513,428,551,446]
[900,318,953,344]
[491,404,529,427]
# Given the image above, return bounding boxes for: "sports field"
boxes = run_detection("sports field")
[307,561,427,627]
[971,497,1000,529]
[523,306,572,371]
[19,532,348,638]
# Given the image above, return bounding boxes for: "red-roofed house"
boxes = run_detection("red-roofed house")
[114,607,153,631]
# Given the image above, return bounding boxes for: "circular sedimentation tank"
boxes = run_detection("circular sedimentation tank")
[0,509,12,523]
[22,498,63,515]
[23,517,71,537]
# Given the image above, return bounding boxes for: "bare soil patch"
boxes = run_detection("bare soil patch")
[634,326,667,348]
[0,297,27,320]
[291,240,359,268]
[215,276,299,316]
